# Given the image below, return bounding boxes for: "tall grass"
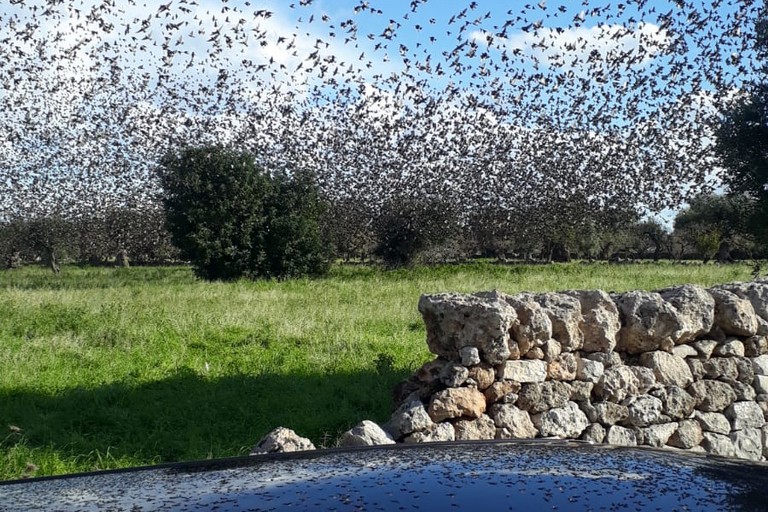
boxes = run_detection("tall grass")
[0,261,755,480]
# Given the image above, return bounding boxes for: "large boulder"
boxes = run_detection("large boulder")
[593,402,630,426]
[453,414,497,440]
[614,291,684,354]
[605,425,637,446]
[428,387,486,422]
[661,386,696,421]
[338,421,395,447]
[491,404,538,438]
[504,293,553,352]
[251,427,316,455]
[716,281,768,324]
[687,380,737,412]
[516,381,573,414]
[694,411,731,435]
[387,400,434,439]
[622,394,665,427]
[657,285,715,344]
[668,419,703,449]
[594,366,639,403]
[535,293,584,351]
[532,401,589,438]
[419,292,515,364]
[709,288,758,337]
[642,423,678,448]
[725,401,766,431]
[564,290,620,353]
[404,423,455,443]
[639,351,693,388]
[497,360,548,383]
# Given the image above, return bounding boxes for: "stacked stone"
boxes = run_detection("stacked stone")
[386,280,768,461]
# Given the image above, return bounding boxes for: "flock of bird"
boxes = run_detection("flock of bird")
[0,0,762,230]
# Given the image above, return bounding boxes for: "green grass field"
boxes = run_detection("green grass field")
[0,261,757,480]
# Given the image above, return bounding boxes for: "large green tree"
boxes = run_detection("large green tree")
[159,146,329,280]
[717,4,768,244]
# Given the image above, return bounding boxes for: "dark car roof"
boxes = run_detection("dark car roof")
[2,440,768,511]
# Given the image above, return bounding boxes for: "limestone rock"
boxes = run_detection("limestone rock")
[570,381,594,402]
[629,366,657,394]
[658,285,715,344]
[702,432,736,457]
[713,338,746,358]
[532,401,589,438]
[459,346,481,367]
[581,423,607,444]
[525,347,545,360]
[606,425,637,446]
[744,336,768,357]
[643,423,678,448]
[576,357,605,383]
[594,366,638,402]
[687,358,706,380]
[725,401,766,431]
[753,354,768,376]
[428,387,486,422]
[716,281,768,324]
[483,381,521,404]
[687,380,737,412]
[703,357,739,382]
[691,339,718,358]
[491,404,538,438]
[453,414,496,440]
[564,290,620,353]
[535,293,584,351]
[387,400,434,438]
[735,358,756,384]
[440,363,469,387]
[547,353,578,381]
[338,421,395,447]
[614,291,682,354]
[404,423,455,443]
[662,385,696,421]
[541,339,562,361]
[732,382,756,401]
[504,294,552,351]
[498,360,547,383]
[672,345,698,359]
[730,427,763,461]
[755,375,768,395]
[709,288,758,337]
[251,427,316,455]
[594,402,629,426]
[419,292,515,365]
[622,394,665,427]
[585,352,622,368]
[516,381,572,414]
[639,351,693,388]
[467,364,495,391]
[694,411,731,435]
[668,419,703,449]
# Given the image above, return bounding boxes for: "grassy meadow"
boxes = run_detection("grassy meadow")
[0,261,757,480]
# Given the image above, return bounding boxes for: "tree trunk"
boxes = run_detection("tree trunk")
[46,248,60,274]
[716,241,733,263]
[116,249,130,268]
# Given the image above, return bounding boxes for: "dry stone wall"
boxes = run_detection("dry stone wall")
[385,280,768,461]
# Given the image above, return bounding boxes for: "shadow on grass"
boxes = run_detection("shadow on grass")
[1,364,410,474]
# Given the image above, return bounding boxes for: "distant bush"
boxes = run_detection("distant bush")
[373,197,459,268]
[159,146,329,280]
